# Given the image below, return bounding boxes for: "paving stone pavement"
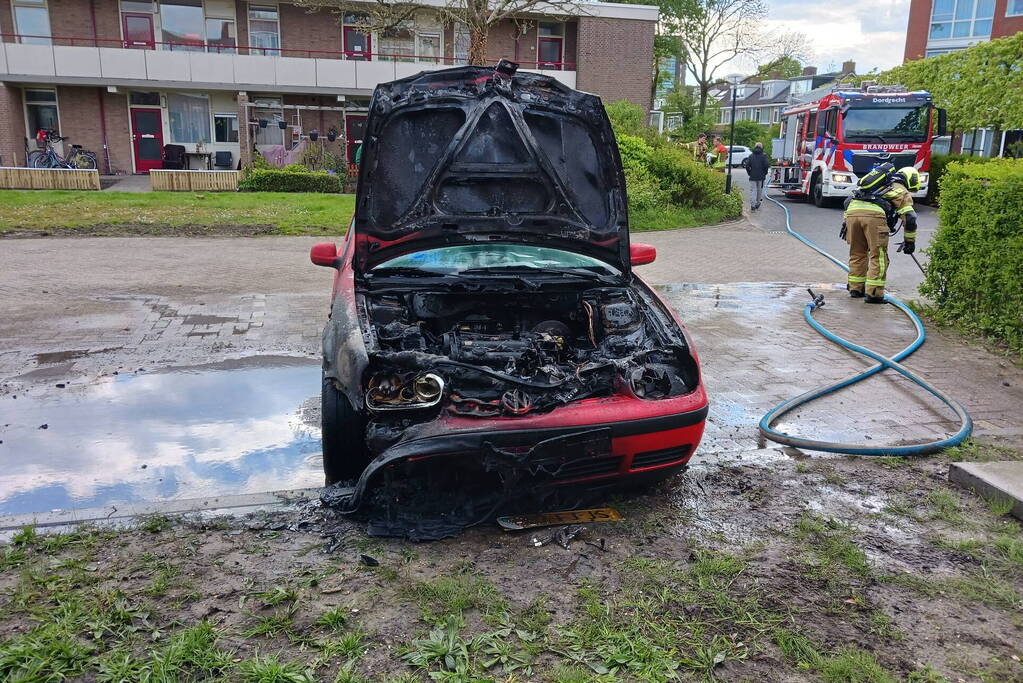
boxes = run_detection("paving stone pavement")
[1,226,1020,454]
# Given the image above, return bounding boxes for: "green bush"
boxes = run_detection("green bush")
[281,163,310,173]
[605,100,647,138]
[238,168,342,193]
[645,143,742,216]
[921,159,1023,358]
[927,153,993,205]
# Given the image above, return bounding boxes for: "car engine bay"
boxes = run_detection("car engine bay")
[358,282,700,430]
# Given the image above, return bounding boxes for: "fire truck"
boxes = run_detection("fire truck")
[769,84,947,207]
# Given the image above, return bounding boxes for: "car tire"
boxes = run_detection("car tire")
[321,373,369,486]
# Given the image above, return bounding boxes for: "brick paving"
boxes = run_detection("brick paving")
[1,225,1020,453]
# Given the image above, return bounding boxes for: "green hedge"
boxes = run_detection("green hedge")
[616,133,742,223]
[927,154,992,205]
[920,159,1023,357]
[238,168,343,193]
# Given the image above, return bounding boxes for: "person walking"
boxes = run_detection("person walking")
[744,142,769,210]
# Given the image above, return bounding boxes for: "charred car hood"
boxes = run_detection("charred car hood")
[352,63,631,274]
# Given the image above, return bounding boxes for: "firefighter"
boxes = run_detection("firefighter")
[891,166,921,255]
[841,163,898,303]
[689,133,708,164]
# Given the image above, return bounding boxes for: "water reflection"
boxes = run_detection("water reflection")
[0,362,323,515]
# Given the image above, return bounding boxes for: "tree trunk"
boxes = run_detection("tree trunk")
[468,25,488,65]
[698,85,708,115]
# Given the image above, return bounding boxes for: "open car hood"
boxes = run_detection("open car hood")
[352,62,631,274]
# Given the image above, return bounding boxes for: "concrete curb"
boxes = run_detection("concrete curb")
[948,461,1023,521]
[0,488,322,532]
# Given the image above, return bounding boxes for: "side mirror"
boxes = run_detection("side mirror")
[310,242,339,268]
[630,243,656,266]
[936,108,947,137]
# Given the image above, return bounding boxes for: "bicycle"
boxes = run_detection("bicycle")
[28,130,98,170]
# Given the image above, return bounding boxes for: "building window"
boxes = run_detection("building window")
[253,99,284,146]
[453,22,470,65]
[248,4,280,55]
[129,91,160,106]
[929,0,994,40]
[1007,0,1023,15]
[214,113,239,142]
[25,89,59,138]
[161,0,205,50]
[13,0,51,45]
[205,19,236,52]
[537,22,564,70]
[168,92,211,143]
[379,22,414,62]
[342,13,372,60]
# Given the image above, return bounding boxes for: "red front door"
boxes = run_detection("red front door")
[343,26,371,60]
[122,13,155,49]
[346,115,367,165]
[131,108,164,174]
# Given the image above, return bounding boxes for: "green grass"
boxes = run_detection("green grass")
[398,570,508,624]
[926,489,967,526]
[944,439,1022,463]
[793,514,872,587]
[819,647,896,683]
[0,190,355,235]
[630,204,734,232]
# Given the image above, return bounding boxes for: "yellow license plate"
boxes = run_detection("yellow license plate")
[497,507,623,531]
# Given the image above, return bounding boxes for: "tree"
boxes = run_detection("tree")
[878,33,1023,132]
[662,88,719,140]
[662,0,767,114]
[754,55,802,79]
[295,0,587,66]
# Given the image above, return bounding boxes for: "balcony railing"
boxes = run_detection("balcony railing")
[0,33,577,70]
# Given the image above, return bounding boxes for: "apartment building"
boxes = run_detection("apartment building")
[904,0,1023,59]
[0,0,657,173]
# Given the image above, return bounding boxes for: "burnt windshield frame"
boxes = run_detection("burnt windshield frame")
[842,105,930,142]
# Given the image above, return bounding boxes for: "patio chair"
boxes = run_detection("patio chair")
[162,144,186,170]
[214,151,233,169]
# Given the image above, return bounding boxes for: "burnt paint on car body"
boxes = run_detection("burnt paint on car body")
[315,62,709,536]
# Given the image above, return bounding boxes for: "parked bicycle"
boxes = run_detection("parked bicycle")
[28,129,98,170]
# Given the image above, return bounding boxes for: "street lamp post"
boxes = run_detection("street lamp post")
[724,73,743,194]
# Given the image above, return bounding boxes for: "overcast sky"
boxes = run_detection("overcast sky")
[730,0,912,75]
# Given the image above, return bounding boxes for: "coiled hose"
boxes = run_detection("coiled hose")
[757,192,972,455]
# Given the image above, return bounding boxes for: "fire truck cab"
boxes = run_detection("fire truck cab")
[769,85,947,207]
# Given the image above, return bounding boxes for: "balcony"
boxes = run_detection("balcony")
[0,36,577,93]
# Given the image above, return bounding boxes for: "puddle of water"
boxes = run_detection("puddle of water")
[0,361,323,515]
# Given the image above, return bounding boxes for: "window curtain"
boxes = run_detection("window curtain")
[168,93,210,143]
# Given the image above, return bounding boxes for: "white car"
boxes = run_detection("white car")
[725,146,752,167]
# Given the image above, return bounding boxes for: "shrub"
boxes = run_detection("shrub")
[646,143,741,216]
[920,159,1023,357]
[727,120,768,149]
[281,163,310,173]
[605,100,647,138]
[926,153,993,205]
[238,168,342,193]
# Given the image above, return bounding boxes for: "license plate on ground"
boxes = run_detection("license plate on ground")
[497,507,623,531]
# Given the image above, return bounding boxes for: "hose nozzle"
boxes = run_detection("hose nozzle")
[807,288,826,310]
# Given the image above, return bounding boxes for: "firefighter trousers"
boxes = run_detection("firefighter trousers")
[845,215,889,298]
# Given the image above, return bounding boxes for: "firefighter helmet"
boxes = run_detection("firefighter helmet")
[897,166,921,192]
[858,162,895,192]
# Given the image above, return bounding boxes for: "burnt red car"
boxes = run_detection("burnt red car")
[311,62,707,518]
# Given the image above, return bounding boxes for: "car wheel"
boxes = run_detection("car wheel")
[811,172,827,208]
[321,374,369,486]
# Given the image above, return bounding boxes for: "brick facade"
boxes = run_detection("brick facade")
[49,0,121,46]
[1,0,16,40]
[0,84,27,166]
[279,4,341,58]
[576,17,653,111]
[56,86,132,174]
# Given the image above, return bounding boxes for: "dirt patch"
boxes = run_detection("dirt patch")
[0,223,300,238]
[2,439,1022,682]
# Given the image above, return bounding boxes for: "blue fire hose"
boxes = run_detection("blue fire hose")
[758,193,972,455]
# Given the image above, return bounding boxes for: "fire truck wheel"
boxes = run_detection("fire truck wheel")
[811,172,828,208]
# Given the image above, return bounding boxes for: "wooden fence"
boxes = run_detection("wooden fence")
[150,170,239,192]
[0,167,100,190]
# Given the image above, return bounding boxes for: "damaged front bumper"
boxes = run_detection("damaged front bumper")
[322,392,708,518]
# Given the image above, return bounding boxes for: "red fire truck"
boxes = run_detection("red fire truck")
[769,85,946,207]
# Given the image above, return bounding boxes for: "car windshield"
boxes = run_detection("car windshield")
[843,106,929,142]
[372,244,619,276]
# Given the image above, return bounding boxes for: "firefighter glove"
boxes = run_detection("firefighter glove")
[839,222,847,240]
[902,240,916,255]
